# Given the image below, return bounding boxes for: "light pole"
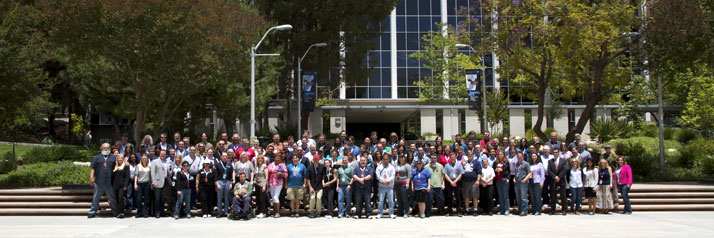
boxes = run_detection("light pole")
[250,24,292,140]
[455,44,488,132]
[297,42,328,138]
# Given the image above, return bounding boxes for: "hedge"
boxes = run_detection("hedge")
[607,137,683,182]
[22,146,94,165]
[0,161,90,187]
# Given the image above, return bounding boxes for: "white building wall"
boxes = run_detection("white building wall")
[307,109,322,138]
[420,109,437,140]
[509,109,525,138]
[465,110,481,134]
[442,109,460,140]
[329,110,346,134]
[554,116,569,136]
[575,108,592,142]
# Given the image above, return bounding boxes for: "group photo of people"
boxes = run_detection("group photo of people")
[87,130,633,220]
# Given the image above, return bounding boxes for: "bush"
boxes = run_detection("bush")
[0,152,17,174]
[0,161,90,187]
[607,137,683,181]
[589,118,631,143]
[21,146,92,165]
[701,156,714,177]
[676,128,700,144]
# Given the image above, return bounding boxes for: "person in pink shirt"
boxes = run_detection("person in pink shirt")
[617,157,633,214]
[267,153,287,218]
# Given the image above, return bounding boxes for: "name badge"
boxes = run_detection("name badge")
[103,162,107,167]
[204,178,208,183]
[222,174,227,180]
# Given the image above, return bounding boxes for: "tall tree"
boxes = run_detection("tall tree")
[40,0,280,143]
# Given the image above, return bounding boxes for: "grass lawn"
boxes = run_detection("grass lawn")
[0,144,35,159]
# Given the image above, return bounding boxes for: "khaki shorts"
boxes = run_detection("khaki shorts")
[286,187,304,201]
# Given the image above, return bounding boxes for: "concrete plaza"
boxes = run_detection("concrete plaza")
[0,212,712,237]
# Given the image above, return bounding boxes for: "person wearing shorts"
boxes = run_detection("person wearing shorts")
[411,159,431,218]
[462,154,482,216]
[286,154,306,217]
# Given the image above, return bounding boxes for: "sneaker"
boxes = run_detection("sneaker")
[403,214,408,218]
[175,217,179,220]
[372,215,379,219]
[274,213,280,218]
[203,214,208,218]
[325,215,332,219]
[366,216,372,219]
[420,213,425,219]
[187,216,191,219]
[256,213,265,218]
[207,214,212,218]
[390,214,396,219]
[88,214,95,218]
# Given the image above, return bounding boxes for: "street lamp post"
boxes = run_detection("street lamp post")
[250,24,292,140]
[455,44,488,131]
[297,43,328,138]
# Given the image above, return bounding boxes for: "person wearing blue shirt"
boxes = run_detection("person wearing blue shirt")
[88,143,119,218]
[487,149,497,168]
[411,159,431,218]
[286,154,307,217]
[352,156,374,219]
[451,134,468,153]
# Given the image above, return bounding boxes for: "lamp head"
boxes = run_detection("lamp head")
[274,24,293,31]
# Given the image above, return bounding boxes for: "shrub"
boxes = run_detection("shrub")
[0,152,17,174]
[589,118,631,143]
[607,137,682,181]
[676,128,700,144]
[678,139,714,167]
[0,161,90,187]
[701,156,714,177]
[21,146,92,165]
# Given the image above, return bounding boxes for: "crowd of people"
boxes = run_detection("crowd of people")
[87,130,633,219]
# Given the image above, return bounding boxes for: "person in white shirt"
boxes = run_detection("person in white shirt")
[375,155,396,219]
[480,158,495,216]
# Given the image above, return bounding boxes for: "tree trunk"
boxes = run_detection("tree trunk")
[134,110,146,147]
[48,112,55,142]
[224,117,236,136]
[533,79,547,141]
[566,92,600,144]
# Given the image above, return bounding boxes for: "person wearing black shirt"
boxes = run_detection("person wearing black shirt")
[306,155,326,218]
[174,161,192,219]
[214,152,233,217]
[197,160,216,218]
[112,154,130,218]
[88,143,118,218]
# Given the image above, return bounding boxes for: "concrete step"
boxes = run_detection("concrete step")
[0,196,98,202]
[0,202,108,208]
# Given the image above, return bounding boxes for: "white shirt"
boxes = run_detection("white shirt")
[481,167,495,185]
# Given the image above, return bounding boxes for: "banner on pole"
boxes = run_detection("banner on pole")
[465,69,482,111]
[302,71,317,112]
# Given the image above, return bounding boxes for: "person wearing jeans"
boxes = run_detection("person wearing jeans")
[528,153,546,215]
[337,159,353,218]
[352,156,373,219]
[376,155,396,219]
[214,153,233,217]
[617,157,633,214]
[513,152,531,216]
[494,153,511,215]
[394,155,412,217]
[425,154,444,217]
[231,173,253,218]
[568,159,584,214]
[88,143,119,218]
[174,161,191,219]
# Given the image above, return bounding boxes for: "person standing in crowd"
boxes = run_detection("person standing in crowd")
[583,158,598,215]
[352,156,373,219]
[267,153,287,218]
[617,157,633,214]
[234,152,255,183]
[184,146,201,210]
[596,159,614,214]
[306,154,325,218]
[167,154,182,217]
[395,154,412,218]
[568,158,584,215]
[528,153,545,215]
[443,152,464,216]
[462,151,482,216]
[412,159,431,218]
[231,172,253,219]
[254,155,268,218]
[215,152,233,218]
[601,144,619,212]
[112,154,130,218]
[337,158,353,218]
[150,150,170,218]
[495,151,511,215]
[545,132,561,152]
[286,154,306,217]
[508,146,519,208]
[480,158,495,216]
[514,152,531,216]
[197,159,215,218]
[174,161,191,219]
[548,148,569,216]
[426,154,444,217]
[375,154,396,219]
[88,143,119,218]
[134,155,152,218]
[125,153,138,212]
[322,160,338,219]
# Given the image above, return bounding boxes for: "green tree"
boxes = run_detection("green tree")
[40,0,280,143]
[410,23,475,105]
[680,73,714,131]
[485,90,510,135]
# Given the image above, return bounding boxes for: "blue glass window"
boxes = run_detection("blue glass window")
[419,0,430,15]
[419,17,432,32]
[407,16,419,32]
[406,0,418,15]
[407,33,419,50]
[382,68,391,85]
[381,52,391,67]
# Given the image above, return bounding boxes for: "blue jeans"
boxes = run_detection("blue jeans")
[174,188,191,217]
[338,185,352,216]
[126,182,135,210]
[528,182,543,214]
[619,184,632,213]
[136,182,151,217]
[515,182,528,215]
[427,188,444,216]
[394,183,409,216]
[570,187,583,212]
[89,185,118,216]
[495,180,510,214]
[232,196,251,213]
[377,186,394,216]
[216,180,231,216]
[153,186,166,216]
[354,186,371,217]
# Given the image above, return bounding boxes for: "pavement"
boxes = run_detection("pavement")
[0,212,713,237]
